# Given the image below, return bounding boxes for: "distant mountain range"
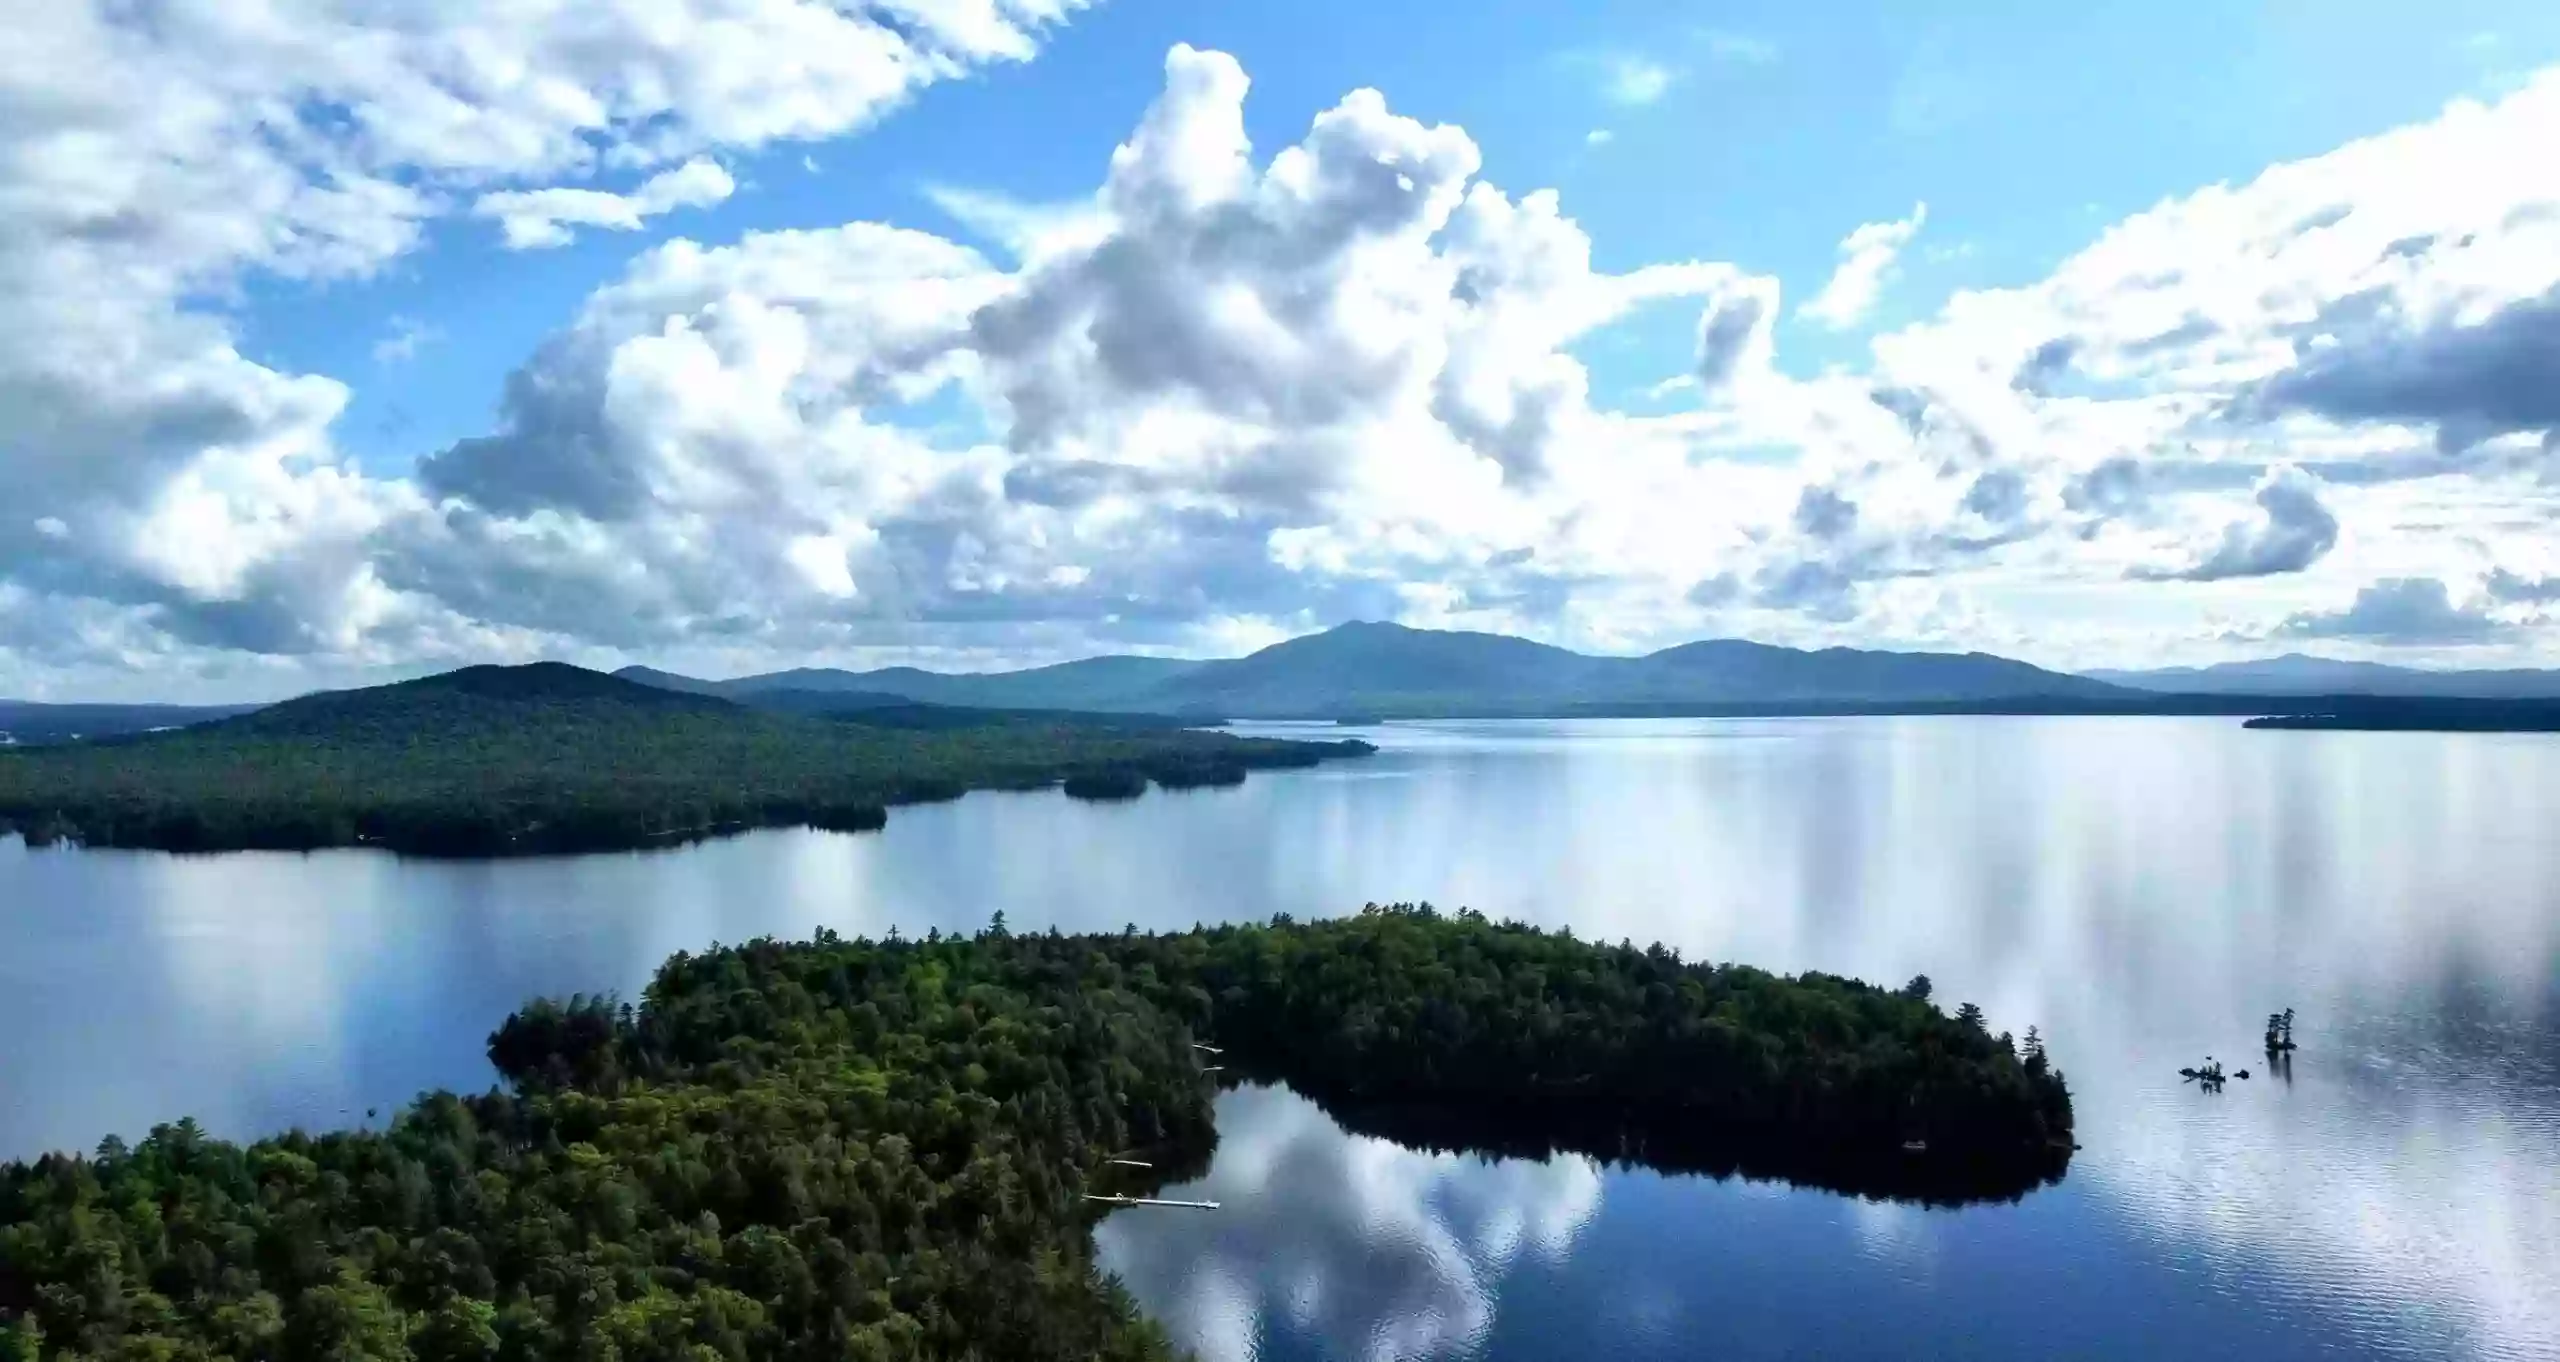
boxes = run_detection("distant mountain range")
[0,701,259,745]
[2086,653,2560,699]
[16,629,2560,741]
[618,655,1207,711]
[618,621,2131,719]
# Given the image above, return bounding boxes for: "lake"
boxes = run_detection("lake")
[5,717,2558,1359]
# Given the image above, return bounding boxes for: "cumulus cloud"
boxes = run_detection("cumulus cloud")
[1694,274,1781,394]
[0,0,1092,689]
[1793,486,1860,540]
[473,158,737,249]
[2485,566,2560,603]
[2132,465,2339,581]
[11,25,2560,695]
[2277,577,2506,643]
[1752,558,1864,621]
[2246,284,2560,451]
[373,45,1751,661]
[1802,203,1927,328]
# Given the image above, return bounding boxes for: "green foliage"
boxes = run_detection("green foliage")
[1067,905,2073,1185]
[0,665,1367,856]
[0,911,2071,1360]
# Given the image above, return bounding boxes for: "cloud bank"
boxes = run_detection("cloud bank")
[5,19,2560,698]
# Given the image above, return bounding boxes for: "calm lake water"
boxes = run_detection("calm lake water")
[5,718,2559,1359]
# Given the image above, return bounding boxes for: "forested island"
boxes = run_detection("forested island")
[0,664,1368,856]
[2240,698,2560,732]
[0,906,2072,1361]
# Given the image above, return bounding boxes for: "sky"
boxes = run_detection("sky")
[8,1,2560,702]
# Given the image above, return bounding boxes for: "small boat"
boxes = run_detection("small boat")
[1901,1139,1928,1153]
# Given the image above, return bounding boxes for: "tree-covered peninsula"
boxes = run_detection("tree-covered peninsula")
[0,906,2072,1362]
[0,664,1368,856]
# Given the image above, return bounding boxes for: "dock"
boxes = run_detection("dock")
[1083,1194,1220,1210]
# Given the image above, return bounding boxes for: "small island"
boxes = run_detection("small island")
[0,664,1371,857]
[0,906,2072,1361]
[2241,698,2560,732]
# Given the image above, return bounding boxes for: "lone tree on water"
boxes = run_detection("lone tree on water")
[2264,1008,2297,1053]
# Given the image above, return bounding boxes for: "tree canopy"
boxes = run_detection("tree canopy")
[1,908,2071,1361]
[0,665,1368,856]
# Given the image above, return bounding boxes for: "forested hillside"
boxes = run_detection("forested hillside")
[0,664,1367,856]
[0,907,2072,1361]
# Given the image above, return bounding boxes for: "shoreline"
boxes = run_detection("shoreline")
[1,910,2073,1358]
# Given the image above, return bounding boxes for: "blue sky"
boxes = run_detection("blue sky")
[10,1,2560,699]
[251,0,2558,470]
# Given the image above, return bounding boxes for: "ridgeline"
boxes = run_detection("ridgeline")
[0,664,1369,856]
[0,906,2073,1361]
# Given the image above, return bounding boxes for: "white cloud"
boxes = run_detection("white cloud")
[373,318,443,365]
[385,45,1748,665]
[2131,465,2339,581]
[1585,128,1615,147]
[1601,56,1676,106]
[0,0,1090,688]
[920,183,1113,265]
[2275,576,2509,643]
[9,28,2560,695]
[1802,202,1928,328]
[1095,1085,1601,1362]
[473,157,738,250]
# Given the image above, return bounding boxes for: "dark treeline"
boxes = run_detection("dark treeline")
[0,908,2071,1361]
[1558,693,2560,723]
[0,704,258,747]
[1077,905,2074,1182]
[0,665,1367,856]
[2241,697,2560,731]
[728,691,1203,733]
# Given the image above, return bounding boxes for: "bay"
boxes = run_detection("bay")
[4,717,2557,1358]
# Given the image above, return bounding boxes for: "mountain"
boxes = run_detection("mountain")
[615,655,1208,710]
[220,661,731,740]
[609,664,732,697]
[0,664,1368,855]
[1617,639,2112,704]
[2088,654,2560,699]
[1141,623,2128,715]
[623,622,2128,718]
[0,700,258,745]
[738,687,1198,730]
[1140,622,1606,715]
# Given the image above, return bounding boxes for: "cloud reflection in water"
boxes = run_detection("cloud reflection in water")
[1095,1084,1601,1362]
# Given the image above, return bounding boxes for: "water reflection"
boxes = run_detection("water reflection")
[1105,1083,2548,1362]
[5,719,2558,1357]
[1095,1084,1603,1362]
